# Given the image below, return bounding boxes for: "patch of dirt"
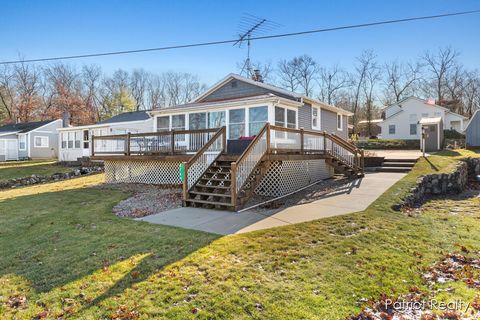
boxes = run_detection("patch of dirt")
[245,176,353,211]
[99,183,182,218]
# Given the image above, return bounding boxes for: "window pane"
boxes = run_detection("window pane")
[157,116,169,131]
[83,130,89,141]
[389,125,395,134]
[249,106,268,135]
[287,109,296,128]
[172,114,185,129]
[229,109,245,123]
[275,106,285,126]
[312,108,318,128]
[75,131,81,148]
[410,124,417,135]
[337,114,342,129]
[208,111,226,128]
[229,109,245,139]
[189,112,207,130]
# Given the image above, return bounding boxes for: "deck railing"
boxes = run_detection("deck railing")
[182,127,227,201]
[91,128,219,156]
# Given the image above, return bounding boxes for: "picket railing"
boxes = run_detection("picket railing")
[182,127,226,201]
[91,128,218,156]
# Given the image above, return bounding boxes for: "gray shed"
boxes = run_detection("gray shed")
[465,110,480,147]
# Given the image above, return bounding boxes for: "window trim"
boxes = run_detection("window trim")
[337,113,343,131]
[34,135,49,148]
[312,106,321,130]
[388,124,396,135]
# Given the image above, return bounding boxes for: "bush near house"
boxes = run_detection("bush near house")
[354,139,420,150]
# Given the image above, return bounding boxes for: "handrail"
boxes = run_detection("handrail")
[230,123,270,207]
[182,126,226,201]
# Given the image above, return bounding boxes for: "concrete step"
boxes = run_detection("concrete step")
[375,167,412,173]
[382,162,416,167]
[383,158,418,163]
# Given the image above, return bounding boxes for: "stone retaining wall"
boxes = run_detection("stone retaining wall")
[0,167,104,190]
[394,158,480,210]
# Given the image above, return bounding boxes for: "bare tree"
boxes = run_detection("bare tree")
[362,59,381,136]
[462,70,480,117]
[81,64,103,121]
[277,59,299,92]
[351,50,376,132]
[293,55,318,96]
[130,69,149,110]
[317,65,351,105]
[383,61,421,103]
[422,46,460,102]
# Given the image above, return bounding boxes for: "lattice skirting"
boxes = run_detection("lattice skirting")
[255,159,334,197]
[104,160,182,185]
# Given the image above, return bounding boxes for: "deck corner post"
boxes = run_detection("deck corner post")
[323,131,327,154]
[182,161,189,206]
[171,130,175,155]
[91,134,95,156]
[266,123,271,154]
[300,128,304,154]
[222,126,227,153]
[126,132,131,156]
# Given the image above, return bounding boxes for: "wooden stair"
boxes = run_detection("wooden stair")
[326,156,364,178]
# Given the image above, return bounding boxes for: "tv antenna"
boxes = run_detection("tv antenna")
[234,14,281,78]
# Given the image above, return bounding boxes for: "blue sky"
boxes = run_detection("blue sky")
[1,0,479,84]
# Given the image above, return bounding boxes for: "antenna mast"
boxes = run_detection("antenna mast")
[234,14,281,78]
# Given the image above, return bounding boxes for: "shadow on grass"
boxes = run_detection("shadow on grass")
[424,157,439,171]
[0,186,219,302]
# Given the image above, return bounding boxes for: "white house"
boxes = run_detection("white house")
[57,110,153,161]
[0,119,63,161]
[379,96,468,140]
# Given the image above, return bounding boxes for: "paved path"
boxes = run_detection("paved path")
[368,149,425,159]
[138,172,406,235]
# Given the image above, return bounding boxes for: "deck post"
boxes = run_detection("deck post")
[222,126,227,153]
[230,162,237,209]
[170,130,175,154]
[300,128,304,154]
[266,123,271,154]
[323,131,327,155]
[182,162,189,206]
[360,149,365,173]
[91,135,95,156]
[126,132,131,156]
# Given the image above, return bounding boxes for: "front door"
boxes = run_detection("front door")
[6,140,18,160]
[424,124,438,152]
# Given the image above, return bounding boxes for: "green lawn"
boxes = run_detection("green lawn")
[0,160,72,182]
[1,152,479,319]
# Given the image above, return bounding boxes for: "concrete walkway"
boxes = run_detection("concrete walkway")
[138,172,406,235]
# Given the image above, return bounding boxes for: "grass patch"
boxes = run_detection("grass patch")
[1,151,479,319]
[0,160,71,182]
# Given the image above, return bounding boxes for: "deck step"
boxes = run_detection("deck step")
[200,177,230,182]
[195,184,230,190]
[185,198,233,207]
[190,191,231,198]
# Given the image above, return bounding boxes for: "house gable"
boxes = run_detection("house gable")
[198,78,296,103]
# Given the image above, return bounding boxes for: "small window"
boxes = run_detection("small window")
[410,124,417,135]
[231,80,238,88]
[74,131,81,149]
[312,107,320,129]
[337,114,343,131]
[83,130,89,149]
[34,136,49,148]
[421,113,429,118]
[274,107,285,127]
[61,133,67,149]
[19,134,26,151]
[287,109,296,129]
[389,125,396,135]
[157,116,169,131]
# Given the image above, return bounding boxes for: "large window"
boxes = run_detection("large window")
[312,107,320,130]
[68,132,74,148]
[389,125,396,135]
[287,109,296,129]
[189,112,207,130]
[83,130,89,149]
[19,134,26,151]
[249,106,268,136]
[208,111,226,129]
[229,109,245,139]
[34,136,49,148]
[410,124,417,135]
[275,107,285,127]
[157,116,169,131]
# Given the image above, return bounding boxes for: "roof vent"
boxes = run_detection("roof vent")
[231,80,238,88]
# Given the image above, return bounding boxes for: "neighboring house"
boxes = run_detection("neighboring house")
[57,110,153,161]
[150,73,351,139]
[379,97,468,141]
[91,73,361,211]
[465,110,480,147]
[357,119,382,138]
[0,119,62,161]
